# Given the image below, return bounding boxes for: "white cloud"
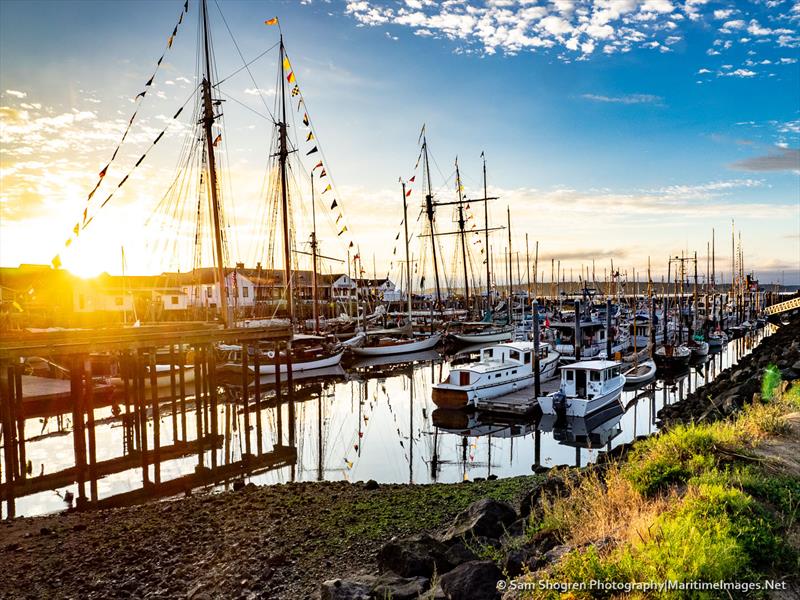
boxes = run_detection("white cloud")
[713,9,735,19]
[720,68,757,77]
[747,19,772,35]
[243,87,276,96]
[581,93,663,104]
[5,90,26,99]
[697,68,712,74]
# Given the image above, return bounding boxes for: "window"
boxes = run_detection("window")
[242,287,249,298]
[524,353,531,364]
[566,370,574,381]
[590,371,601,382]
[512,370,517,375]
[510,350,520,361]
[612,367,620,378]
[171,296,179,305]
[484,349,493,358]
[78,294,85,309]
[206,287,212,298]
[495,373,501,378]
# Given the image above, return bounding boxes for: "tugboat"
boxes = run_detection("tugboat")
[432,341,560,409]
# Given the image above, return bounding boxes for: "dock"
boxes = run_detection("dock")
[474,379,560,415]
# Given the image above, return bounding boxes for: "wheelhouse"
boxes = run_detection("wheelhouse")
[560,361,622,398]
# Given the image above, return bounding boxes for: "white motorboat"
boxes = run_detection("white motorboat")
[446,322,515,344]
[628,315,663,349]
[538,359,625,417]
[349,332,441,357]
[622,359,657,386]
[108,363,195,388]
[432,341,560,410]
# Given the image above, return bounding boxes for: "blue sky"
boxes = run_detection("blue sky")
[0,0,798,285]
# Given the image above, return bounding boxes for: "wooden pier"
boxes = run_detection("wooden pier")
[474,379,560,415]
[0,322,296,517]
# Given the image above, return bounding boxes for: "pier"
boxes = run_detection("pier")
[0,323,294,518]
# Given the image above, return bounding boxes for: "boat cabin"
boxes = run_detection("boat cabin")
[559,360,622,398]
[479,342,534,366]
[550,321,608,347]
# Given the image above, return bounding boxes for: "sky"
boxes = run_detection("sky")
[0,0,798,289]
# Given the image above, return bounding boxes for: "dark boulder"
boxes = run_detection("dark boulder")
[320,574,429,600]
[519,477,567,520]
[439,561,502,600]
[377,534,450,578]
[440,499,517,544]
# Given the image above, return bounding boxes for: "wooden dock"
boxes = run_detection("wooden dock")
[474,380,560,415]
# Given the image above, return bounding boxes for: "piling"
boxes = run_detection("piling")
[573,300,581,361]
[532,300,541,397]
[606,299,613,358]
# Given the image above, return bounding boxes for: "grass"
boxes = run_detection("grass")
[514,367,800,598]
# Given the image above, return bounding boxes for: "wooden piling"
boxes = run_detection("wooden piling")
[241,342,251,457]
[84,358,98,502]
[254,351,262,455]
[169,344,178,443]
[149,349,161,484]
[179,350,187,442]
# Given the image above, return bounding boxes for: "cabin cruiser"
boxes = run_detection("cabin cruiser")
[547,320,628,363]
[432,342,560,409]
[538,360,625,417]
[445,321,515,345]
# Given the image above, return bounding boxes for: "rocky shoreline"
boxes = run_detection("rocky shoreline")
[0,319,797,600]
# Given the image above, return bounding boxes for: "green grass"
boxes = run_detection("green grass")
[518,369,800,598]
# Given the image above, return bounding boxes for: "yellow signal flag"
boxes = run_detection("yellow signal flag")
[287,71,296,84]
[283,56,291,71]
[306,131,314,142]
[265,17,279,26]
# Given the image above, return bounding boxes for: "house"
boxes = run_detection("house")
[355,278,398,300]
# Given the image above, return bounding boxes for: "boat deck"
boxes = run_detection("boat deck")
[474,379,560,415]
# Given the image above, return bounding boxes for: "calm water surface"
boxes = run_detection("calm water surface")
[5,330,767,519]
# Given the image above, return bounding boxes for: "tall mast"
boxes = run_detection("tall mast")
[200,0,229,327]
[422,134,442,308]
[506,206,512,301]
[482,153,491,308]
[278,37,294,323]
[402,181,412,321]
[310,172,319,333]
[454,158,470,309]
[525,233,531,303]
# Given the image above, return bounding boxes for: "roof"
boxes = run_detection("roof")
[564,360,621,370]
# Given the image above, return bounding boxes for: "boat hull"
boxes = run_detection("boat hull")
[350,334,441,357]
[538,380,624,418]
[450,329,514,344]
[251,349,344,374]
[623,359,657,385]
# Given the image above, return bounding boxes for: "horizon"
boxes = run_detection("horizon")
[1,0,798,285]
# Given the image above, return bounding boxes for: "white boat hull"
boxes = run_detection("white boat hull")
[451,329,514,344]
[538,379,624,417]
[623,359,657,385]
[350,334,441,357]
[251,349,344,374]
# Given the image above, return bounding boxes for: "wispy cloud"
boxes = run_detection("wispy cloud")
[730,147,800,172]
[581,93,663,105]
[4,89,26,99]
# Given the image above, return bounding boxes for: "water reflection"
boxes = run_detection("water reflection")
[2,330,767,519]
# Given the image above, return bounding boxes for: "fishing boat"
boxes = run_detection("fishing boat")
[547,319,628,363]
[432,341,560,409]
[538,360,625,417]
[219,334,344,374]
[628,313,663,348]
[446,321,515,345]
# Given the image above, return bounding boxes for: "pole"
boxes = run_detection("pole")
[606,299,612,358]
[422,136,442,307]
[311,172,319,333]
[200,0,229,327]
[279,38,294,323]
[533,300,541,397]
[402,182,412,322]
[573,300,581,361]
[455,159,470,309]
[482,152,491,310]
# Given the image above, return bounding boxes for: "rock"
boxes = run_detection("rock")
[439,561,502,600]
[39,527,52,536]
[232,479,246,491]
[320,574,429,600]
[443,541,478,567]
[377,534,451,578]
[440,499,517,544]
[542,544,571,566]
[320,578,371,600]
[500,518,527,544]
[519,477,566,520]
[364,479,379,491]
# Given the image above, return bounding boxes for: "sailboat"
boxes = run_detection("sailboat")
[350,179,441,356]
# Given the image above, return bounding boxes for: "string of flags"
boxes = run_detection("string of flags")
[52,0,190,269]
[279,46,360,254]
[386,140,423,279]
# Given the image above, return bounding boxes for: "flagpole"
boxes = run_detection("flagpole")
[279,36,294,324]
